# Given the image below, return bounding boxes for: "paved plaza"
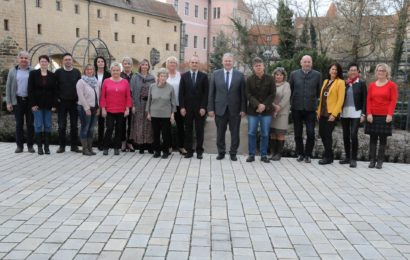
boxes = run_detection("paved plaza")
[0,142,410,260]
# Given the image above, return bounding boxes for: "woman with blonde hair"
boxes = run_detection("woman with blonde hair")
[365,63,398,169]
[146,68,176,159]
[130,59,156,153]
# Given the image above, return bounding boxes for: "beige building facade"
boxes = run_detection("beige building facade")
[0,0,181,78]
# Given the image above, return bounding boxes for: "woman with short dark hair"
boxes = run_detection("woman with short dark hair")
[28,54,57,155]
[317,63,346,165]
[340,63,367,168]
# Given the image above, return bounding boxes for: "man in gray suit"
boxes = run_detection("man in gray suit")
[208,53,246,161]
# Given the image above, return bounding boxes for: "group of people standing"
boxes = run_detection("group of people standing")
[5,51,398,169]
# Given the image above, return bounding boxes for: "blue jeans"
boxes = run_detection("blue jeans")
[33,109,52,133]
[78,105,98,139]
[248,115,272,156]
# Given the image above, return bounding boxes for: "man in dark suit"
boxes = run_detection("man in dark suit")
[208,53,246,161]
[179,55,209,159]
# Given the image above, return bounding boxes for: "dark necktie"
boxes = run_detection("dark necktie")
[191,71,196,87]
[225,71,229,90]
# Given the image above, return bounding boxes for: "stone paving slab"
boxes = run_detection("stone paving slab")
[0,142,409,259]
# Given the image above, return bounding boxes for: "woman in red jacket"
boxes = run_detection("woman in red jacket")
[100,62,132,156]
[366,63,398,169]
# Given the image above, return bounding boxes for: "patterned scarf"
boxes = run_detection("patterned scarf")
[82,75,98,89]
[346,76,359,86]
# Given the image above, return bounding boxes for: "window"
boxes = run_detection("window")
[184,2,189,15]
[147,20,150,27]
[37,24,42,35]
[114,32,118,41]
[194,36,198,48]
[4,19,9,31]
[204,8,208,20]
[203,37,207,49]
[132,35,135,43]
[74,4,79,14]
[76,28,80,38]
[56,0,61,11]
[174,44,177,51]
[97,9,101,18]
[184,34,188,47]
[213,7,220,19]
[147,37,150,45]
[174,25,177,32]
[166,43,169,51]
[114,13,118,21]
[266,35,272,42]
[97,30,101,38]
[195,5,198,17]
[132,16,135,24]
[212,36,216,47]
[35,0,41,8]
[173,0,178,9]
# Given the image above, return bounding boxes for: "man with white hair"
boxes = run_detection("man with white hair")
[208,53,246,161]
[5,51,35,153]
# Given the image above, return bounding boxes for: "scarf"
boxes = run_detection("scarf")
[82,75,98,89]
[346,76,359,86]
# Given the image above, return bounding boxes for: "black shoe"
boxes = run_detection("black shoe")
[44,147,50,155]
[184,153,193,158]
[296,155,304,162]
[98,145,103,151]
[148,149,154,154]
[339,158,350,164]
[261,156,270,163]
[121,148,127,152]
[230,154,237,161]
[319,158,333,165]
[127,143,135,152]
[15,147,23,153]
[216,153,225,160]
[38,147,44,155]
[114,149,120,155]
[153,152,161,158]
[349,160,357,168]
[375,161,383,169]
[103,149,108,155]
[368,161,376,168]
[56,146,65,153]
[197,153,203,159]
[304,156,311,163]
[161,152,169,159]
[27,146,35,153]
[246,155,255,162]
[139,149,144,154]
[71,146,81,153]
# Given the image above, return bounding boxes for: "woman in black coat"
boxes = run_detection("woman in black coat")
[28,55,57,155]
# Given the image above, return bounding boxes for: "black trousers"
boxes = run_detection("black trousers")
[104,112,124,149]
[173,106,185,149]
[184,109,205,154]
[319,116,336,160]
[215,108,241,155]
[292,109,316,157]
[98,115,105,148]
[151,117,171,153]
[13,97,34,148]
[121,111,132,143]
[341,118,360,160]
[58,100,79,147]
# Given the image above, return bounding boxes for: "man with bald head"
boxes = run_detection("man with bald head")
[289,55,322,163]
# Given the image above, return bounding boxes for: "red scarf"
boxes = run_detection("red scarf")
[346,76,359,85]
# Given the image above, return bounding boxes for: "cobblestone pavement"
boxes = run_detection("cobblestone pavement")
[0,142,410,260]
